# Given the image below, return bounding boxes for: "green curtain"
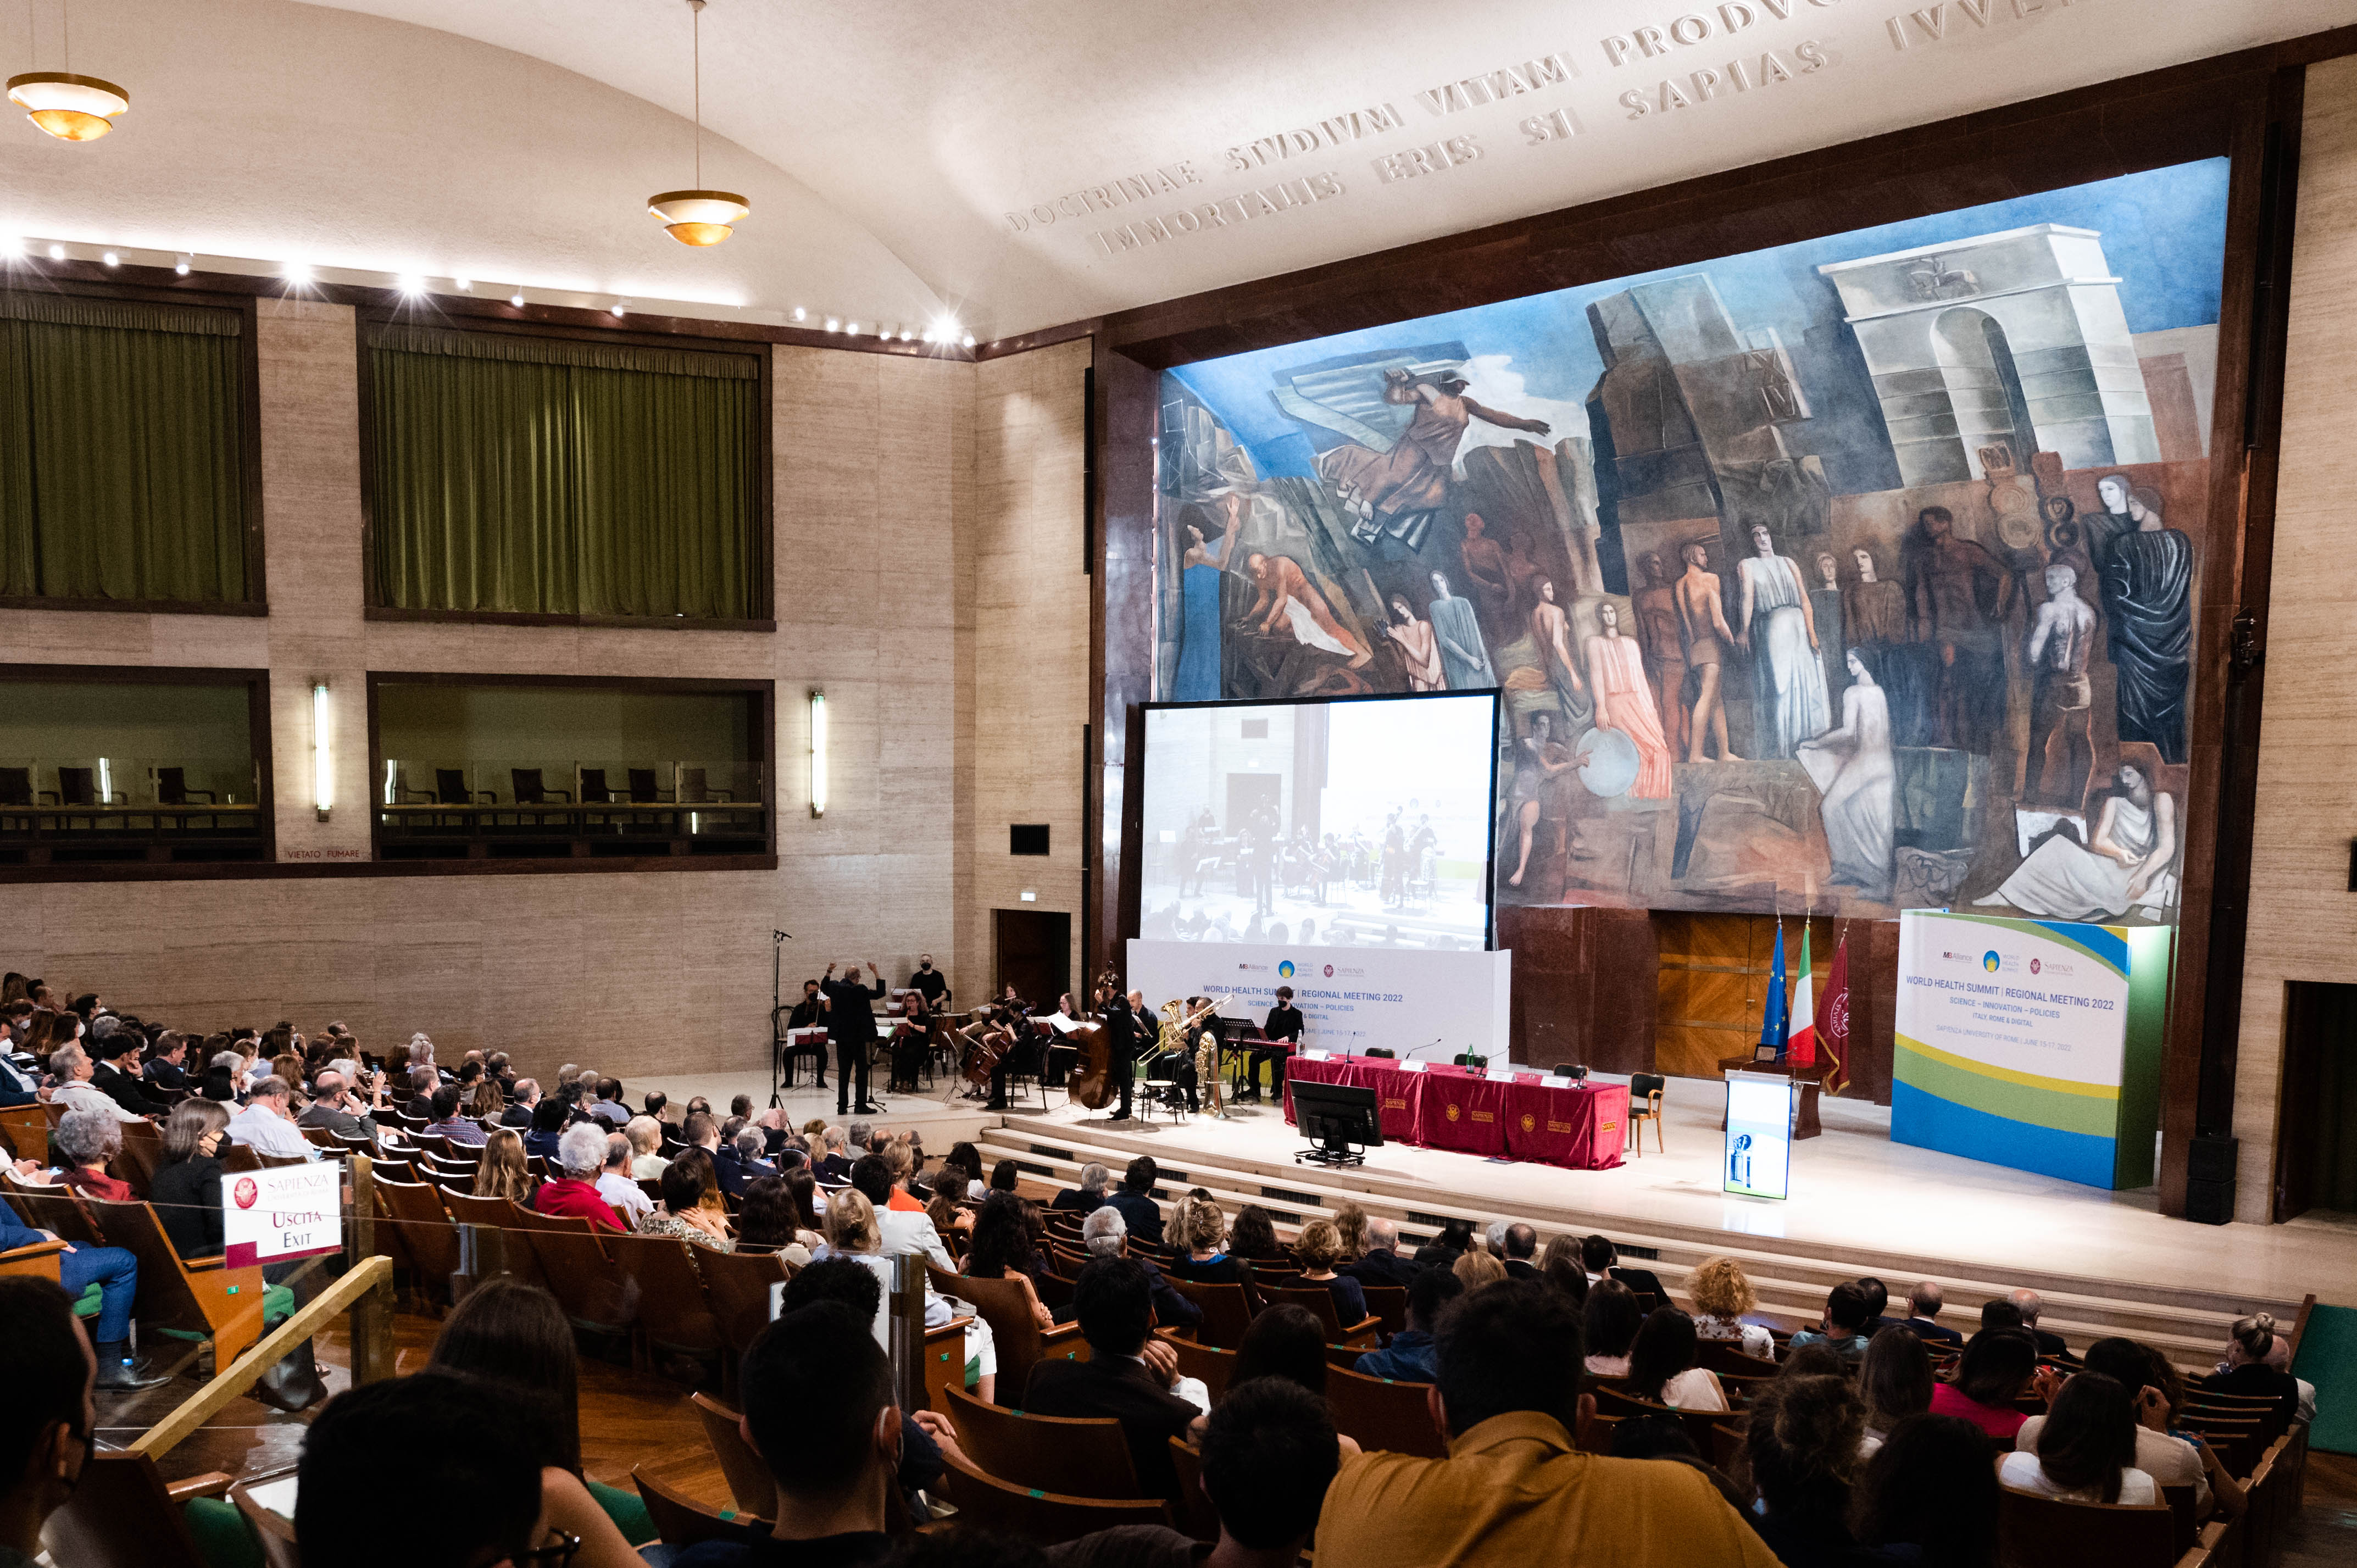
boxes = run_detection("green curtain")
[366,325,759,619]
[0,292,248,603]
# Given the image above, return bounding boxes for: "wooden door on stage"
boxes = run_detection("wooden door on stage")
[993,909,1071,1013]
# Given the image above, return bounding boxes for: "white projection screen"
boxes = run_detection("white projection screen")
[1137,692,1500,950]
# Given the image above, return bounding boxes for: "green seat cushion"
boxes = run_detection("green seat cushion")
[181,1495,263,1568]
[73,1283,103,1317]
[154,1283,299,1343]
[585,1477,658,1546]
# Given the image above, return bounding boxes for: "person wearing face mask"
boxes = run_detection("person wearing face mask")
[149,1099,236,1259]
[907,954,950,1012]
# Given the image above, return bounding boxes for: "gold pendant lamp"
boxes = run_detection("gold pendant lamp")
[9,2,127,141]
[646,0,747,246]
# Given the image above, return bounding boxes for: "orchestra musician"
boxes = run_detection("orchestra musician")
[908,953,951,1011]
[784,978,827,1089]
[1245,985,1304,1104]
[888,987,934,1094]
[1155,1000,1203,1115]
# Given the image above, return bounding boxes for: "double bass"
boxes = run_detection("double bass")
[1065,969,1127,1110]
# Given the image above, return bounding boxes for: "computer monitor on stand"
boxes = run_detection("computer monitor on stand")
[1292,1080,1384,1168]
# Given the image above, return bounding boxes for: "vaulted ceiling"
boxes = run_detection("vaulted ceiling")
[0,0,2343,340]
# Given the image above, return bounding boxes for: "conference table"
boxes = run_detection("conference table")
[1282,1054,1630,1170]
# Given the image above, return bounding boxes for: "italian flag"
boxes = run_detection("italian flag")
[1787,925,1816,1066]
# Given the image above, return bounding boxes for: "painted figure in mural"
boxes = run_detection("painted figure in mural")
[1315,368,1552,554]
[1632,553,1691,760]
[2041,497,2099,613]
[1582,600,1674,800]
[1904,506,2013,753]
[1531,579,1589,726]
[2080,474,2138,577]
[1842,546,1928,748]
[1427,571,1496,691]
[1504,710,1578,890]
[1174,493,1243,701]
[1383,594,1446,691]
[2025,563,2099,808]
[1457,512,1514,636]
[1978,761,2178,920]
[1244,553,1371,669]
[1674,540,1742,763]
[1812,551,1849,709]
[1795,647,1896,900]
[1735,523,1830,759]
[2100,487,2193,765]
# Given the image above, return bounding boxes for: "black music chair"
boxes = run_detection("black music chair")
[0,768,45,806]
[154,768,215,805]
[627,768,669,803]
[435,769,495,806]
[577,769,614,804]
[677,768,733,804]
[58,767,116,807]
[511,768,571,805]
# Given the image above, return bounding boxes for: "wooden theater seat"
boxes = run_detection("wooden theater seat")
[1326,1361,1448,1458]
[942,1383,1146,1499]
[89,1198,268,1374]
[690,1392,777,1519]
[41,1453,230,1568]
[933,1449,1171,1545]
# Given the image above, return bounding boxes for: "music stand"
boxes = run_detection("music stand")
[1292,1080,1383,1168]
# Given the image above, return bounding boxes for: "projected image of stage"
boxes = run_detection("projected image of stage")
[1137,692,1498,951]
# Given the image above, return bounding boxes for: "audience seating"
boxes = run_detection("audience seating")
[933,1449,1172,1545]
[942,1385,1147,1499]
[40,1452,232,1568]
[1325,1362,1448,1458]
[1165,1439,1220,1543]
[631,1466,767,1548]
[611,1233,726,1364]
[690,1392,779,1519]
[1160,1275,1252,1349]
[1995,1484,2183,1568]
[371,1176,462,1304]
[0,1235,66,1281]
[1153,1327,1236,1403]
[930,1262,1086,1405]
[1269,1282,1381,1347]
[90,1198,270,1374]
[1591,1384,1731,1455]
[1361,1282,1408,1337]
[696,1247,794,1358]
[0,1103,48,1165]
[227,1482,300,1568]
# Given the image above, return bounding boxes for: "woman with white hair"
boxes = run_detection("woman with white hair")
[530,1121,627,1232]
[53,1109,133,1200]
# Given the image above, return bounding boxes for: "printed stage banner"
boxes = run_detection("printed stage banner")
[1127,939,1510,1060]
[1893,910,2170,1189]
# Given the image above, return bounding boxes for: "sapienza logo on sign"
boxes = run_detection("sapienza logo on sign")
[224,1161,342,1269]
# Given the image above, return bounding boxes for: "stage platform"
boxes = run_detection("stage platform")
[630,1061,2349,1365]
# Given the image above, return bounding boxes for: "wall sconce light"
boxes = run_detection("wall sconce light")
[311,679,333,820]
[808,688,827,818]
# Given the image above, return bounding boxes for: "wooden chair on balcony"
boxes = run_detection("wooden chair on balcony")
[511,768,571,806]
[0,766,47,806]
[677,768,733,803]
[627,768,669,804]
[153,767,216,805]
[434,769,495,807]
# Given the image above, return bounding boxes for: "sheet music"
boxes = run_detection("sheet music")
[1034,1012,1084,1034]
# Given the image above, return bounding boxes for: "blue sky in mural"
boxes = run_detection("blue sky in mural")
[1168,158,2230,498]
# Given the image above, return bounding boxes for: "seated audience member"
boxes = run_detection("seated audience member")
[1167,1194,1241,1283]
[815,1127,853,1183]
[1931,1328,2046,1441]
[813,1188,879,1264]
[851,1153,953,1271]
[2008,1288,2069,1356]
[1538,1234,1589,1306]
[641,1088,669,1124]
[1081,1205,1203,1331]
[2021,1338,2226,1517]
[1315,1281,1779,1567]
[1686,1255,1776,1360]
[0,1175,159,1397]
[590,1077,631,1127]
[143,1031,193,1092]
[670,1303,903,1566]
[46,1044,144,1125]
[1455,1250,1507,1291]
[1978,1298,2025,1335]
[503,1078,541,1129]
[1024,1258,1209,1503]
[988,1157,1020,1194]
[1627,1309,1728,1411]
[199,1049,245,1104]
[522,1098,570,1163]
[1789,1282,1873,1363]
[301,1063,382,1142]
[1859,1326,1934,1456]
[150,1098,234,1258]
[1855,1277,1898,1337]
[1410,1216,1476,1270]
[0,1277,99,1563]
[534,1123,627,1232]
[1999,1371,2155,1504]
[422,1084,488,1148]
[467,1078,505,1125]
[1227,1204,1284,1261]
[1902,1280,1964,1344]
[681,1110,722,1160]
[403,1065,440,1118]
[2142,1345,2247,1517]
[1356,1264,1463,1383]
[1499,1223,1541,1281]
[1106,1156,1166,1245]
[922,1170,965,1239]
[597,1133,653,1226]
[297,1372,572,1568]
[1047,1375,1342,1568]
[1852,1415,2000,1568]
[2204,1313,2311,1424]
[641,1150,735,1253]
[1294,1217,1370,1326]
[714,1129,776,1199]
[52,1110,134,1200]
[1582,1233,1669,1304]
[625,1115,670,1178]
[1747,1372,1869,1567]
[1583,1278,1643,1378]
[473,1128,539,1204]
[1228,1305,1363,1454]
[90,1035,170,1118]
[736,1175,817,1263]
[963,1192,1054,1329]
[426,1278,661,1548]
[877,1139,925,1211]
[1341,1215,1420,1290]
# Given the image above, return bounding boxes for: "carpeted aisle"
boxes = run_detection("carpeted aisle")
[2295,1304,2357,1454]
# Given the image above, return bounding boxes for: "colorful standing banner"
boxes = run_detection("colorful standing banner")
[223,1161,341,1269]
[1758,923,1789,1058]
[1821,929,1853,1096]
[1893,911,2170,1189]
[1787,927,1817,1066]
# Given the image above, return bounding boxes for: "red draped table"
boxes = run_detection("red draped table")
[1282,1055,1628,1170]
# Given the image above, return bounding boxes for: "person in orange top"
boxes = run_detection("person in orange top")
[1314,1282,1781,1568]
[881,1139,925,1212]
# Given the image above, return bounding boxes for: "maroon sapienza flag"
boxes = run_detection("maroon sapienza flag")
[1822,927,1852,1096]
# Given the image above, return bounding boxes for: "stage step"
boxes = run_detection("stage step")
[979,1114,2293,1374]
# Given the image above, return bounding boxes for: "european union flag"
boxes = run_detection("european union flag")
[1759,922,1789,1058]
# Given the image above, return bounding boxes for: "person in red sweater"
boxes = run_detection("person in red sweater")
[533,1122,626,1232]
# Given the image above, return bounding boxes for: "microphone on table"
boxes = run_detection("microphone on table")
[1400,1037,1448,1065]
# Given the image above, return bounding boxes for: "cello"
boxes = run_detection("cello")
[1065,969,1126,1110]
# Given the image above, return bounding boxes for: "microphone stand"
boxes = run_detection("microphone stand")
[769,929,794,1109]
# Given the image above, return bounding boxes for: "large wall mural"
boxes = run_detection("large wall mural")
[1153,160,2225,930]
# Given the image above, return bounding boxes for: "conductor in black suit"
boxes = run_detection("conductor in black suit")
[1023,1256,1207,1503]
[822,960,888,1116]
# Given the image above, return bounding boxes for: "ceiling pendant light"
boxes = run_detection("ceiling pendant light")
[646,0,746,247]
[9,3,127,141]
